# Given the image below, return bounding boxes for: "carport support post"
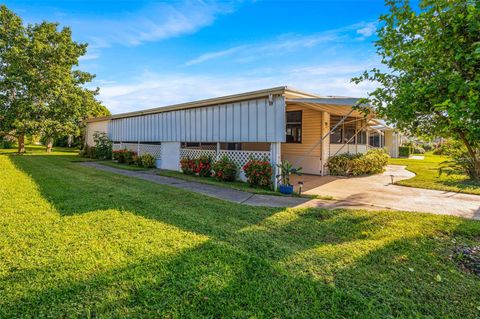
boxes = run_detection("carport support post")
[321,112,330,176]
[270,142,281,191]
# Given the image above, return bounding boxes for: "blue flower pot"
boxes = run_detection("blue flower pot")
[279,184,294,195]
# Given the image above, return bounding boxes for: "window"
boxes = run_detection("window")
[358,131,367,144]
[369,135,380,147]
[227,143,242,150]
[286,111,302,143]
[344,128,356,144]
[330,116,364,144]
[182,142,200,148]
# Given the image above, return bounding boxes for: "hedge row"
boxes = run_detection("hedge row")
[113,149,156,168]
[180,156,273,187]
[327,149,389,176]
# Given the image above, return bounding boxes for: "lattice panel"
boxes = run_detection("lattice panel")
[138,144,162,159]
[217,150,270,169]
[117,143,138,152]
[180,149,216,160]
[112,143,162,159]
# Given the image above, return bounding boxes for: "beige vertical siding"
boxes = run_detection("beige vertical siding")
[282,104,322,157]
[281,104,323,174]
[85,120,110,146]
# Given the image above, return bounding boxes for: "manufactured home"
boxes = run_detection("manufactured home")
[86,86,400,184]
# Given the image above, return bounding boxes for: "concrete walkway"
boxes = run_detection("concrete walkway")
[81,162,381,210]
[293,165,480,220]
[81,162,480,220]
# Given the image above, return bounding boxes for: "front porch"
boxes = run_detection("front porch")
[281,98,378,175]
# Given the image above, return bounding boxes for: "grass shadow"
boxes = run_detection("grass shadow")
[3,152,480,317]
[2,224,479,318]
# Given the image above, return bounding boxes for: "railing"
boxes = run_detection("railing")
[329,143,368,157]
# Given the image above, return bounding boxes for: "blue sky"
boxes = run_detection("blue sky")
[5,0,389,114]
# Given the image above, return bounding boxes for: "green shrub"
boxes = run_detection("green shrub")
[113,149,125,163]
[212,156,237,181]
[412,146,425,154]
[179,156,212,176]
[180,158,196,175]
[79,145,94,158]
[243,159,273,188]
[141,154,156,168]
[363,148,389,173]
[327,153,359,176]
[93,132,113,160]
[133,154,143,166]
[276,160,302,186]
[0,137,15,149]
[421,143,433,152]
[328,149,389,176]
[439,149,480,181]
[433,139,463,156]
[196,156,212,177]
[399,146,411,157]
[89,146,97,158]
[112,149,136,164]
[124,150,136,165]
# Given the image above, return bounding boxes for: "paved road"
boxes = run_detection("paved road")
[81,162,480,220]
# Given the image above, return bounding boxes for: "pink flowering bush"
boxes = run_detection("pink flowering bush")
[243,159,272,187]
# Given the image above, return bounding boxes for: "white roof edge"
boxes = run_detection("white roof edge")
[89,86,327,122]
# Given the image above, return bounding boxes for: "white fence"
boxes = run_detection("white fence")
[113,143,162,159]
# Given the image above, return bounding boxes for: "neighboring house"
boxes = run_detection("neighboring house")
[86,86,399,184]
[368,120,404,158]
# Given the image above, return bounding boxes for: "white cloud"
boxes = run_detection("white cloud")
[184,45,248,66]
[356,22,377,37]
[78,51,101,61]
[184,21,376,66]
[72,1,233,60]
[95,60,380,114]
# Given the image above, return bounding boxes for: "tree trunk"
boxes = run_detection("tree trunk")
[17,134,25,153]
[67,135,72,148]
[45,137,53,153]
[457,130,480,180]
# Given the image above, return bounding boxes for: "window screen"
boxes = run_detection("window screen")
[286,111,302,143]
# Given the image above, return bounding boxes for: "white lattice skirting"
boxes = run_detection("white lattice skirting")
[217,150,270,169]
[180,148,271,181]
[179,149,216,160]
[113,143,162,159]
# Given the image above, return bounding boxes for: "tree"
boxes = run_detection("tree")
[0,5,108,153]
[353,0,480,179]
[0,5,31,153]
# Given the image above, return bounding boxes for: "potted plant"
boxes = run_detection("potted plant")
[276,161,302,194]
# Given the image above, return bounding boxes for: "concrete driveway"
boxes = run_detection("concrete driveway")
[292,165,480,220]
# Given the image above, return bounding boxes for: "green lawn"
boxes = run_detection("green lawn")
[389,153,480,195]
[1,148,479,318]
